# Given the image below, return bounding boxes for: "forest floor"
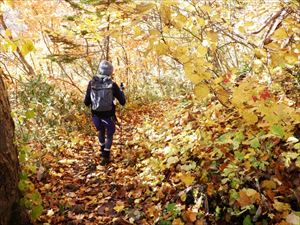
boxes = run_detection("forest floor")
[32,97,300,225]
[34,99,178,225]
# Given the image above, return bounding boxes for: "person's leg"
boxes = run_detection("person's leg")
[92,115,105,152]
[100,117,115,164]
[102,117,116,150]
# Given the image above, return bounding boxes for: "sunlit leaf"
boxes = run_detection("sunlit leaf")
[31,205,43,220]
[194,84,210,99]
[180,173,195,186]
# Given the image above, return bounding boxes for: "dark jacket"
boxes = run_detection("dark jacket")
[84,76,126,118]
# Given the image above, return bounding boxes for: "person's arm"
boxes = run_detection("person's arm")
[113,83,126,106]
[84,81,91,106]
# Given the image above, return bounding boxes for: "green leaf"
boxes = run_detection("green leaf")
[159,220,172,225]
[18,180,28,192]
[31,191,42,204]
[270,124,284,138]
[234,151,244,161]
[233,132,245,149]
[294,143,300,150]
[243,215,253,225]
[250,138,260,149]
[19,152,26,163]
[31,205,43,220]
[166,203,176,212]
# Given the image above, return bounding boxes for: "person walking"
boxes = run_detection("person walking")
[84,60,126,166]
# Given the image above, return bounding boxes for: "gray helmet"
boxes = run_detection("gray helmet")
[98,60,113,76]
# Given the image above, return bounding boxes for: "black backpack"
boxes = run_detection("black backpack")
[90,76,113,112]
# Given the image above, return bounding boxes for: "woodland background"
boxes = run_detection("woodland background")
[0,0,299,224]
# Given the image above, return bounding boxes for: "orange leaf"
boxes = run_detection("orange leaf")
[184,210,197,222]
[237,188,260,207]
[261,180,277,190]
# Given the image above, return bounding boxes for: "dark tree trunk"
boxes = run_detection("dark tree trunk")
[0,74,31,225]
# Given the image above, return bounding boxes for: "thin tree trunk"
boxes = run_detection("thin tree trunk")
[0,73,32,225]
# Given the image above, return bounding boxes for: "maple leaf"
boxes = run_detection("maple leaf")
[114,201,125,213]
[180,173,195,186]
[237,188,260,207]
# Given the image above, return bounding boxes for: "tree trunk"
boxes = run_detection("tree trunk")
[0,75,31,225]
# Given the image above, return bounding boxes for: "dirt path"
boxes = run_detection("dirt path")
[35,99,177,225]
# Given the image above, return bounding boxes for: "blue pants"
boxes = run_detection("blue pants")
[92,116,115,151]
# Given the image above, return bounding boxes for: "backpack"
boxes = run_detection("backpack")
[90,76,113,112]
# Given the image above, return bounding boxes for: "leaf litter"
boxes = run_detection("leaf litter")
[32,98,300,225]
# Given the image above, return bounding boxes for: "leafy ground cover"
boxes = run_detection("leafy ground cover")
[28,97,300,225]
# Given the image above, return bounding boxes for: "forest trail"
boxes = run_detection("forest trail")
[34,99,177,225]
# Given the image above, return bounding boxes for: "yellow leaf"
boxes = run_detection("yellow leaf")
[244,21,254,27]
[174,13,187,29]
[214,86,230,106]
[194,84,210,99]
[155,42,169,56]
[21,40,35,56]
[200,5,212,13]
[149,29,161,37]
[239,26,245,33]
[133,26,142,36]
[285,52,299,65]
[180,173,195,186]
[254,48,267,59]
[136,3,155,14]
[207,31,218,43]
[113,201,125,212]
[273,200,291,212]
[261,180,277,190]
[207,31,218,51]
[270,52,286,67]
[242,110,258,125]
[176,13,187,23]
[4,0,14,7]
[197,18,205,27]
[160,4,171,24]
[272,27,288,40]
[265,42,281,50]
[213,77,224,84]
[197,45,208,56]
[5,29,12,38]
[186,73,204,84]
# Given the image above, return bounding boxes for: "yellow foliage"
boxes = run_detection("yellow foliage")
[197,45,208,56]
[180,173,195,186]
[272,27,288,40]
[241,110,258,125]
[261,180,277,190]
[174,13,188,29]
[254,48,267,59]
[113,201,125,212]
[273,201,291,212]
[197,18,205,27]
[194,84,210,99]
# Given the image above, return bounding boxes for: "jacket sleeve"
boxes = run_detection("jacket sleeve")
[113,83,126,106]
[84,81,91,106]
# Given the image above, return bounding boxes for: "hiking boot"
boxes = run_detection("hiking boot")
[100,150,110,166]
[100,145,105,155]
[100,156,110,166]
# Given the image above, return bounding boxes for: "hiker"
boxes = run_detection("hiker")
[84,60,126,165]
